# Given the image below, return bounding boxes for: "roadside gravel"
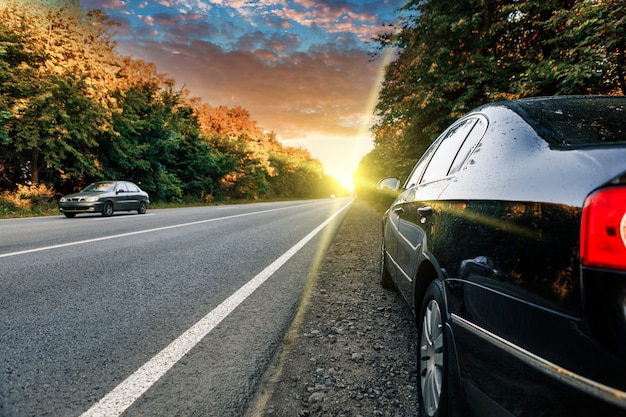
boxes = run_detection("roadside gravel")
[245,199,418,417]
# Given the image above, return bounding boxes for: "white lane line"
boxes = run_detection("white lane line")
[81,198,352,417]
[92,213,157,220]
[0,201,325,259]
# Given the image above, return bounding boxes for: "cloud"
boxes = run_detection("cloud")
[79,0,404,182]
[116,35,380,140]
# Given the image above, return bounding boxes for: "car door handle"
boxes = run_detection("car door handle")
[418,206,433,218]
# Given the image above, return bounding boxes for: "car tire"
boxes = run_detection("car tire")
[102,201,114,217]
[64,213,76,218]
[137,201,147,214]
[417,280,448,417]
[380,241,395,290]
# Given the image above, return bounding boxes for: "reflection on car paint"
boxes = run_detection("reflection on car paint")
[380,97,626,416]
[429,200,580,315]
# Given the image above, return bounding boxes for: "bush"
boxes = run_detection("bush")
[0,184,57,216]
[355,179,399,214]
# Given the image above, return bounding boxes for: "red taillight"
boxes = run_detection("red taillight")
[581,186,626,271]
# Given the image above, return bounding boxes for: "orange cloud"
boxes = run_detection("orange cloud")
[80,0,403,179]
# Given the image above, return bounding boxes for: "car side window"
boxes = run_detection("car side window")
[404,141,439,189]
[448,117,487,176]
[421,118,477,184]
[126,182,139,192]
[117,182,128,193]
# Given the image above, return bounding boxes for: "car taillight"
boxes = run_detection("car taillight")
[580,186,626,271]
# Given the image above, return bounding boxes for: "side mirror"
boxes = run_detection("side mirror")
[378,177,400,192]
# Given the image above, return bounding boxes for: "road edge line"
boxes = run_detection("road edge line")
[80,198,353,417]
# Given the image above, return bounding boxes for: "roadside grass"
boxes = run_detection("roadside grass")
[0,192,341,219]
[0,184,59,219]
[356,184,399,214]
[0,182,385,220]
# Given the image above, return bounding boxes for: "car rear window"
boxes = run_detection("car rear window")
[512,97,626,148]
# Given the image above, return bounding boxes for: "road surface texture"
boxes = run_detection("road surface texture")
[246,200,418,417]
[1,199,350,416]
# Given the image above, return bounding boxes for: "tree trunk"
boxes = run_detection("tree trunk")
[31,148,39,185]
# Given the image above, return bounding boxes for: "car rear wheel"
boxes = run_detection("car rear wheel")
[418,280,448,417]
[102,201,114,217]
[64,213,76,218]
[137,201,147,214]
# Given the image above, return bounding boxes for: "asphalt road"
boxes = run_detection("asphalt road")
[0,198,352,416]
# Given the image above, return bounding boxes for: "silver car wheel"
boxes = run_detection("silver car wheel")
[420,298,444,417]
[102,201,114,217]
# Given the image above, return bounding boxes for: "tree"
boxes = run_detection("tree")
[533,0,625,95]
[361,0,626,188]
[0,0,338,203]
[0,0,120,186]
[102,81,191,201]
[0,20,43,186]
[194,103,277,200]
[0,0,122,100]
[12,73,106,185]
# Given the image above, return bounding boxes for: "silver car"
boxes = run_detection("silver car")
[59,181,150,218]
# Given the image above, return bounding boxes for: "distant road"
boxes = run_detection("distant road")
[0,198,352,416]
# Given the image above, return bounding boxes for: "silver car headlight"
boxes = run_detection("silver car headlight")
[86,196,99,202]
[60,197,66,202]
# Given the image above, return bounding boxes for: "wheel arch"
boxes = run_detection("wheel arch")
[414,260,439,317]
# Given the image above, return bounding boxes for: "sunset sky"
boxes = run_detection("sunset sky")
[79,0,405,189]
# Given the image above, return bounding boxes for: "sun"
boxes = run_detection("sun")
[330,170,356,192]
[283,132,371,194]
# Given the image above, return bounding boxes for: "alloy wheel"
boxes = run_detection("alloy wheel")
[102,202,113,217]
[419,298,444,417]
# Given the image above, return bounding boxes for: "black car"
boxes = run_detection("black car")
[59,181,150,218]
[379,96,626,416]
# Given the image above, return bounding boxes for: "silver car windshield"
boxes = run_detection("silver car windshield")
[83,182,116,192]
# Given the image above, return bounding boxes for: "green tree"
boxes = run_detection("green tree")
[103,81,189,201]
[533,0,625,94]
[0,0,120,187]
[361,0,626,189]
[13,73,106,185]
[0,20,43,186]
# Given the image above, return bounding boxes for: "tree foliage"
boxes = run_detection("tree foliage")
[356,0,625,193]
[0,0,345,203]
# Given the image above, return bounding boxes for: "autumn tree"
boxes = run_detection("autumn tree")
[0,0,120,186]
[194,104,273,199]
[2,0,122,100]
[0,0,343,203]
[268,147,322,198]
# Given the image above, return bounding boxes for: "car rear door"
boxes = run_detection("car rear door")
[396,117,486,309]
[124,182,142,210]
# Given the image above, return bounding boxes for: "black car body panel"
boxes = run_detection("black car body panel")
[59,181,150,217]
[381,96,626,416]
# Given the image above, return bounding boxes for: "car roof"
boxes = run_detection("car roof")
[476,96,626,148]
[439,97,626,207]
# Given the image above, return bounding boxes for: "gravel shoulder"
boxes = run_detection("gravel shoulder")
[245,199,418,417]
